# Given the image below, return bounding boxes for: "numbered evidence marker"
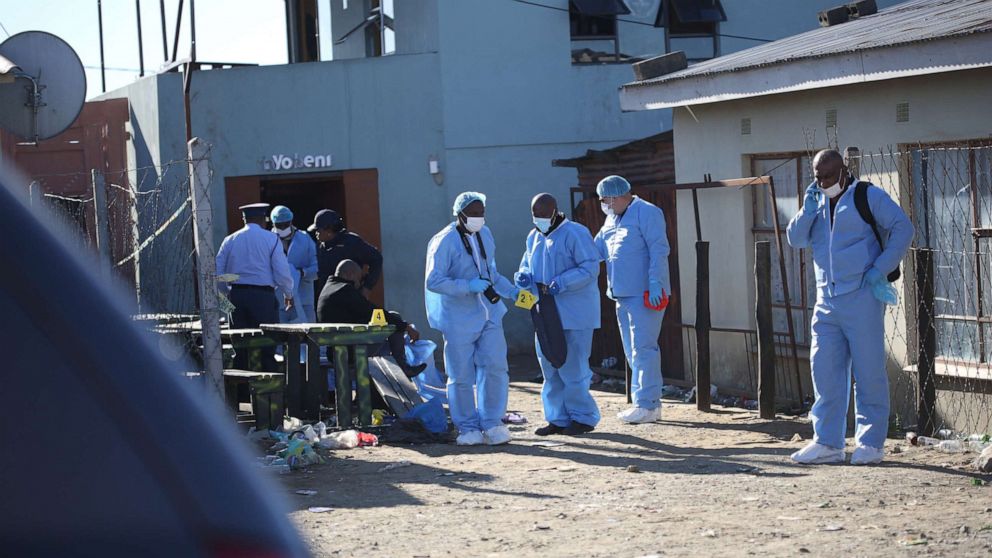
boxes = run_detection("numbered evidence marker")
[515,289,537,310]
[369,309,388,326]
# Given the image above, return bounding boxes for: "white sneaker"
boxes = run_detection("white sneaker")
[617,406,661,424]
[790,442,845,464]
[850,445,884,465]
[456,430,485,446]
[484,425,512,446]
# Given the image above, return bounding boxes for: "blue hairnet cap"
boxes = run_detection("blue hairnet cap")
[270,205,293,224]
[452,191,487,216]
[596,175,631,197]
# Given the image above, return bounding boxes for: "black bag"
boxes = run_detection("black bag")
[531,284,567,369]
[854,181,900,282]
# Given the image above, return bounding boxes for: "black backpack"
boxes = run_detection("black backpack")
[853,181,900,282]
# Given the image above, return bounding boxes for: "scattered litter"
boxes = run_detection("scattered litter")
[776,516,801,521]
[295,490,318,496]
[318,430,379,450]
[377,460,412,473]
[524,440,566,447]
[899,535,928,546]
[533,524,551,531]
[372,409,388,426]
[971,478,985,486]
[891,445,903,454]
[307,507,334,513]
[502,412,528,425]
[700,529,717,538]
[818,525,844,532]
[626,465,641,473]
[790,433,803,443]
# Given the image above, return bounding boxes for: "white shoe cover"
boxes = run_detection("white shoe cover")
[616,406,661,424]
[484,425,512,446]
[456,430,485,446]
[850,445,884,465]
[790,442,845,464]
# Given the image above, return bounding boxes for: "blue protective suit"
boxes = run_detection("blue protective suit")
[594,196,670,410]
[275,228,318,323]
[425,223,517,433]
[786,180,914,449]
[518,219,601,427]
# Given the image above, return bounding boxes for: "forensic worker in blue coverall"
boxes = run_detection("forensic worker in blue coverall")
[270,205,318,324]
[216,203,296,372]
[594,175,672,424]
[516,193,602,436]
[786,149,913,465]
[425,192,519,446]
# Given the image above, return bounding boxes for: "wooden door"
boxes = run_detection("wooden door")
[341,169,384,307]
[224,176,263,233]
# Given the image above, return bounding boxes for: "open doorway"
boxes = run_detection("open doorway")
[224,169,384,306]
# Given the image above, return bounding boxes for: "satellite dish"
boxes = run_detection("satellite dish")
[0,31,86,143]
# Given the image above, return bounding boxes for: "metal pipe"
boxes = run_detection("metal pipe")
[136,0,145,76]
[171,0,185,63]
[159,0,168,61]
[189,0,196,62]
[98,0,107,92]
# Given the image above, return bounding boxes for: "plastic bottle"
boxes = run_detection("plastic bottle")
[313,421,328,439]
[317,429,360,449]
[936,439,964,453]
[937,428,955,440]
[300,425,319,443]
[917,436,941,447]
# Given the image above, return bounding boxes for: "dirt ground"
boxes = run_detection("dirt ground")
[270,363,992,558]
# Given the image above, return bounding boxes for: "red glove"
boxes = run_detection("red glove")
[643,289,670,311]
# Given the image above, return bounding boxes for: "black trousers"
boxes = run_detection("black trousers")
[229,284,278,372]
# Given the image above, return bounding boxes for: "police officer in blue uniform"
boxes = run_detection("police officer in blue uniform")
[216,203,296,370]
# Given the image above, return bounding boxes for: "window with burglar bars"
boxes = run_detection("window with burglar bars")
[910,142,992,366]
[750,154,815,346]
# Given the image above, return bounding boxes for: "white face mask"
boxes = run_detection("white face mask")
[275,225,293,238]
[819,182,843,198]
[462,216,485,233]
[533,217,552,234]
[600,202,615,217]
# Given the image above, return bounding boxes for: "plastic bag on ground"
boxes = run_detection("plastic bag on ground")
[405,397,449,434]
[406,339,448,404]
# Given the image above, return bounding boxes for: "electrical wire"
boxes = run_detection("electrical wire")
[508,0,774,43]
[0,19,10,38]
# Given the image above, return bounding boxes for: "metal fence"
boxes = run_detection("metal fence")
[27,158,200,354]
[853,144,991,437]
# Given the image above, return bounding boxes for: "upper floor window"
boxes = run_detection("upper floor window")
[655,0,726,61]
[569,0,632,64]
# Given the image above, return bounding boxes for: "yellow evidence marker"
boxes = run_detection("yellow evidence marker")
[369,309,388,326]
[515,289,537,310]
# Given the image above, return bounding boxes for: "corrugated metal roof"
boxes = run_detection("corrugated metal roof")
[626,0,992,88]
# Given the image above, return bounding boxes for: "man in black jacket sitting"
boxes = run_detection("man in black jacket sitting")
[317,259,426,377]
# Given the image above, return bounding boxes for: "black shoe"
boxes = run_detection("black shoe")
[534,423,566,436]
[562,422,595,436]
[401,362,428,378]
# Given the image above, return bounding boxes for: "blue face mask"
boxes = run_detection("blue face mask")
[533,217,552,234]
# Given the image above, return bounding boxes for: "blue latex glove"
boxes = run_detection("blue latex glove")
[514,272,532,288]
[863,267,885,287]
[468,278,489,293]
[547,280,561,296]
[872,282,898,306]
[802,183,820,215]
[648,280,664,306]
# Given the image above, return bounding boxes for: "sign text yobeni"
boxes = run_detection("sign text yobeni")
[260,153,333,172]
